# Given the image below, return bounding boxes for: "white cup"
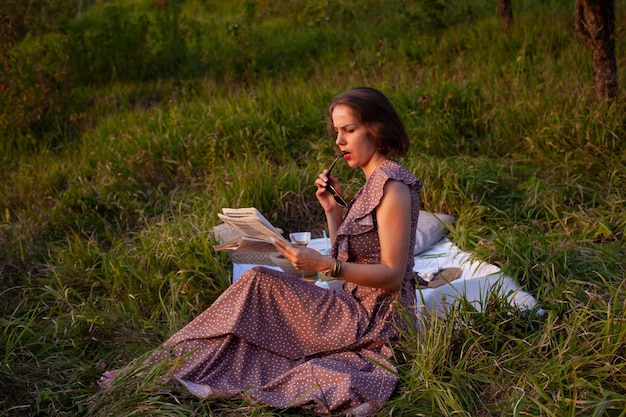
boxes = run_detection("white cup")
[289,232,311,247]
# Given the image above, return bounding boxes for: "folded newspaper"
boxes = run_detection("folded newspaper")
[213,207,288,252]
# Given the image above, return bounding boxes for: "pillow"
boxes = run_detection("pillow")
[414,211,455,255]
[214,211,453,258]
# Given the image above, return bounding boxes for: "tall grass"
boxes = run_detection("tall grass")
[1,0,625,415]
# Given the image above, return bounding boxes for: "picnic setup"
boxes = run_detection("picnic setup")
[214,208,544,319]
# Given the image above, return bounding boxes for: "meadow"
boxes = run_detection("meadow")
[1,0,625,415]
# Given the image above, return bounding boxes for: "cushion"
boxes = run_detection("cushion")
[213,210,454,260]
[414,211,455,255]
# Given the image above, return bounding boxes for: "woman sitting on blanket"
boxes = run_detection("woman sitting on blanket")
[99,87,422,416]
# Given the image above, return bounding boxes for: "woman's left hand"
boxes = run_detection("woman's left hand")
[273,238,327,272]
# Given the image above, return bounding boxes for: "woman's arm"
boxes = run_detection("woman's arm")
[315,169,345,242]
[336,180,411,290]
[324,207,343,243]
[274,179,412,291]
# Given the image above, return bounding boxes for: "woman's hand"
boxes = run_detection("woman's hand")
[273,238,333,273]
[315,169,343,212]
[314,169,344,243]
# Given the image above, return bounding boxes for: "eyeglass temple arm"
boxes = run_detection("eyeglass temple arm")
[327,154,343,177]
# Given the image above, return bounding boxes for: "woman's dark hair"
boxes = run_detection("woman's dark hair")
[326,87,410,157]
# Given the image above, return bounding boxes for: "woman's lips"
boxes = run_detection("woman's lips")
[342,151,351,160]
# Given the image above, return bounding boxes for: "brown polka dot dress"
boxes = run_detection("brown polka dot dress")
[143,160,422,414]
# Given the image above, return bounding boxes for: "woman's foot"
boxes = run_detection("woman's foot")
[98,369,120,388]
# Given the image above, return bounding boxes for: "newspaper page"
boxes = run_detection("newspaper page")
[214,207,288,252]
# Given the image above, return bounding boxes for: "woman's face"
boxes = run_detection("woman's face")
[331,104,380,172]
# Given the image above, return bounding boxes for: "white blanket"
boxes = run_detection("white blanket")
[231,238,544,317]
[413,238,543,316]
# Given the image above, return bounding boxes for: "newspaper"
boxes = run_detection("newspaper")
[213,207,288,252]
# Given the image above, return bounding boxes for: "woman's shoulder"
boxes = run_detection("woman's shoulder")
[348,161,418,217]
[377,160,421,189]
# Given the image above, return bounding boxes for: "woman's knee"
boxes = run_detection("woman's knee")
[237,266,274,286]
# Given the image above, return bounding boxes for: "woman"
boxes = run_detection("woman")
[99,87,422,416]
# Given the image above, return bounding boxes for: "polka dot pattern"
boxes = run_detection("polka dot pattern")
[333,159,422,310]
[142,161,421,414]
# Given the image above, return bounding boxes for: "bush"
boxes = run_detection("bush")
[0,32,75,153]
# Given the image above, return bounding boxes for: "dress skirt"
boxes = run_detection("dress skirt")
[142,266,402,414]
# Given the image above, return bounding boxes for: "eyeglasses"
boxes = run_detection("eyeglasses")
[326,154,349,208]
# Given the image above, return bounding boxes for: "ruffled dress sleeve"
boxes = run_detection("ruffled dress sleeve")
[331,160,422,265]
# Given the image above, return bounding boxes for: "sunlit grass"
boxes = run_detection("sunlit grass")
[1,0,625,415]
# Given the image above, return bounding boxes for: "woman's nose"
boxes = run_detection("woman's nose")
[335,132,345,146]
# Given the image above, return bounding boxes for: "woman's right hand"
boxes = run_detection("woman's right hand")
[315,169,343,212]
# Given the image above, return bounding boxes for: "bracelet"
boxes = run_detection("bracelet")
[322,258,343,278]
[333,258,342,278]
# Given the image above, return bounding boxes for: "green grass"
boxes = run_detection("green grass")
[1,0,625,415]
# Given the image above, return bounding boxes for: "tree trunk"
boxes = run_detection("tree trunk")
[497,0,514,28]
[574,0,618,101]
